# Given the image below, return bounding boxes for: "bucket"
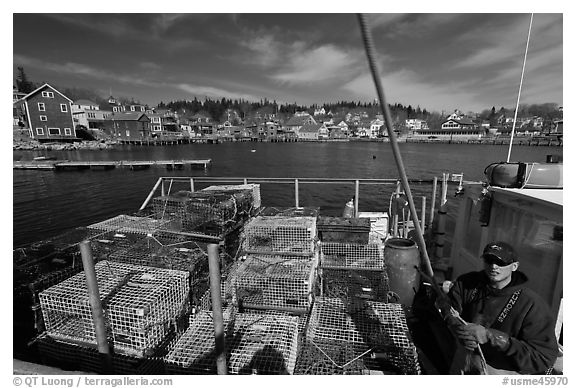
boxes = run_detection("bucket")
[384,238,420,306]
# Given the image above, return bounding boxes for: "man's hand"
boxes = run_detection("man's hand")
[452,323,490,351]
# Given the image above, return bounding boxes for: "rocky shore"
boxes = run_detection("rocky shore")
[13,140,117,151]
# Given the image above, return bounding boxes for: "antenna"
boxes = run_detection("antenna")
[507,13,534,163]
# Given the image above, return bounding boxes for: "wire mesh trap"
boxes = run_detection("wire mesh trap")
[257,207,320,217]
[39,261,190,358]
[152,189,254,237]
[164,310,299,375]
[242,216,317,255]
[294,340,383,375]
[319,267,389,303]
[234,255,316,311]
[320,241,385,270]
[87,215,172,236]
[305,297,420,374]
[37,333,175,375]
[203,184,262,210]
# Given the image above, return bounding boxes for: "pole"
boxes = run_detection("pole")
[421,196,426,232]
[358,14,433,277]
[139,177,163,211]
[507,13,533,163]
[355,179,360,217]
[392,182,400,238]
[208,244,227,375]
[430,176,438,225]
[295,178,300,208]
[190,178,195,192]
[79,241,112,374]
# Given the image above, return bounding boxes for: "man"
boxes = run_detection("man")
[444,241,558,374]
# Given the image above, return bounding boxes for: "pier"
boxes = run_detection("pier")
[13,159,212,171]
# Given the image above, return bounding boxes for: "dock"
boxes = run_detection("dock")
[13,159,212,171]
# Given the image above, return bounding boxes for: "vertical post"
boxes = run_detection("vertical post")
[354,180,360,217]
[161,179,165,197]
[421,196,426,232]
[208,244,227,375]
[295,179,300,208]
[243,178,248,185]
[79,241,112,374]
[430,176,438,225]
[190,178,195,192]
[392,181,400,238]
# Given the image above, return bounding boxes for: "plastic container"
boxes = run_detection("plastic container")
[384,238,420,306]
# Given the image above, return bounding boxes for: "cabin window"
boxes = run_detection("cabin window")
[126,130,130,137]
[48,128,60,135]
[64,128,71,135]
[41,91,54,98]
[60,104,68,112]
[36,128,44,135]
[38,103,45,111]
[131,106,135,111]
[40,115,47,122]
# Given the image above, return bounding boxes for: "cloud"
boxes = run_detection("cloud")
[13,54,161,87]
[140,62,162,71]
[270,44,362,85]
[342,69,484,112]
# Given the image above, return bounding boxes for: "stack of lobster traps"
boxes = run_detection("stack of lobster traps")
[37,261,190,373]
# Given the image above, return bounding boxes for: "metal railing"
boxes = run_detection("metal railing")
[139,176,449,217]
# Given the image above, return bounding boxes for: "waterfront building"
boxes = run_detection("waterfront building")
[405,118,428,131]
[369,118,384,138]
[13,83,77,142]
[298,123,328,140]
[102,111,151,141]
[283,114,317,137]
[71,100,112,131]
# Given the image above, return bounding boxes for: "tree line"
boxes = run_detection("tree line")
[15,66,562,127]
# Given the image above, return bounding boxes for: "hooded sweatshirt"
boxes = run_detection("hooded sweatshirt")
[448,270,558,374]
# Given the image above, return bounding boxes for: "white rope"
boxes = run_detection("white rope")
[507,13,534,163]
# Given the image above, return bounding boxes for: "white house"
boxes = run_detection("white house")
[369,119,384,138]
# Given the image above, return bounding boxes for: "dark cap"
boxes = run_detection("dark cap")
[482,241,518,266]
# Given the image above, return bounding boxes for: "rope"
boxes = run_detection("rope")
[357,14,433,277]
[507,13,534,163]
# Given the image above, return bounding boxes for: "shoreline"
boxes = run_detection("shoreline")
[12,136,562,151]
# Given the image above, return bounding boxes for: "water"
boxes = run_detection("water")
[13,142,561,248]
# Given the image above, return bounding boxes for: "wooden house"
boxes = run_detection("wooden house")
[102,112,151,141]
[14,84,77,142]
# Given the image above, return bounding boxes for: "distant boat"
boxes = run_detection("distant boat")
[251,149,256,153]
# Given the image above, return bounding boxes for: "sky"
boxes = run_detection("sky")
[11,11,564,114]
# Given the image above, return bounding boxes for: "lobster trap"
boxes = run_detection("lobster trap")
[164,310,299,375]
[203,184,261,210]
[153,189,254,237]
[37,333,175,375]
[242,216,317,255]
[88,231,146,262]
[304,297,420,375]
[319,267,389,303]
[320,241,385,270]
[39,261,190,358]
[234,255,316,312]
[87,215,172,236]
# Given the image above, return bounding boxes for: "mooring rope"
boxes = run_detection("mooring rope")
[357,14,433,278]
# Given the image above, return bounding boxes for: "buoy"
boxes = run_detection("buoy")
[251,149,256,152]
[342,198,355,218]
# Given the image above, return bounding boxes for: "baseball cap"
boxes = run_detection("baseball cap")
[482,241,518,266]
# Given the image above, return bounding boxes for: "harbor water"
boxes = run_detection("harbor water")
[13,141,561,248]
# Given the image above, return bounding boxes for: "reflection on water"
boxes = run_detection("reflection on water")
[13,142,560,247]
